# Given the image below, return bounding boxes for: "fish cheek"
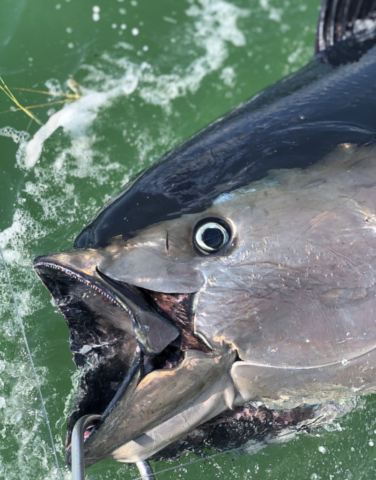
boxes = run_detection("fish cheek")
[193,225,376,371]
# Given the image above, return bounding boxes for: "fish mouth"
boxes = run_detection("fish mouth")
[33,254,211,465]
[33,253,339,466]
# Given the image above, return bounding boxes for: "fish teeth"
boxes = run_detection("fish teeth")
[38,261,119,307]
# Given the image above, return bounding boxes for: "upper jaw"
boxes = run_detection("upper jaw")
[33,248,231,466]
[33,249,180,356]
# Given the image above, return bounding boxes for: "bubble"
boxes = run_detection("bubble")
[132,27,139,35]
[92,12,100,21]
[318,446,326,454]
[0,127,30,146]
[45,78,63,95]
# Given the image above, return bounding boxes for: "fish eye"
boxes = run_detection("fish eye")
[194,219,231,254]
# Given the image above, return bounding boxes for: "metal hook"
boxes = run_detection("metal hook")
[71,414,101,480]
[135,460,156,480]
[71,414,156,480]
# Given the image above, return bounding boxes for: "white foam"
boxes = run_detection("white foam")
[0,126,29,145]
[0,127,30,168]
[259,0,282,22]
[25,90,109,168]
[0,220,25,249]
[0,357,68,479]
[45,78,63,96]
[24,0,249,168]
[220,66,235,87]
[354,18,376,34]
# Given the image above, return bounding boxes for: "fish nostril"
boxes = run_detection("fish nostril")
[166,229,169,252]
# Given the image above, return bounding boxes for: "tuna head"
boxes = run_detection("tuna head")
[34,208,240,466]
[33,7,376,465]
[34,143,376,466]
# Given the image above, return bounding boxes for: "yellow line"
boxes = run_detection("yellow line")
[0,99,74,115]
[9,87,81,99]
[0,77,43,125]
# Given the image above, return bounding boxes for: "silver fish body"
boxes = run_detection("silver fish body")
[34,0,376,469]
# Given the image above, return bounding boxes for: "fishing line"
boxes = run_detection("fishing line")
[130,445,246,480]
[130,426,307,480]
[0,245,63,480]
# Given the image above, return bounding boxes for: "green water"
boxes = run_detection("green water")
[1,0,376,478]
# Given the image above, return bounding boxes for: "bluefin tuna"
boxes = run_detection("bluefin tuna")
[34,0,376,471]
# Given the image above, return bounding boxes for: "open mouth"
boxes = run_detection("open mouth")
[33,258,211,460]
[34,254,330,466]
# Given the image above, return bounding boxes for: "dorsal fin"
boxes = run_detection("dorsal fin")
[315,0,376,53]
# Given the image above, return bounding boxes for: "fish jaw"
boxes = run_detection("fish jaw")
[111,371,235,463]
[84,349,237,465]
[33,248,236,466]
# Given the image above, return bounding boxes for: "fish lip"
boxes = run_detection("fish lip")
[33,259,138,440]
[34,258,136,323]
[33,258,180,355]
[33,257,187,454]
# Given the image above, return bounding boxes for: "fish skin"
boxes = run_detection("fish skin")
[85,349,237,465]
[33,2,376,468]
[74,42,376,250]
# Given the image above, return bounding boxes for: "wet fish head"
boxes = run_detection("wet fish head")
[33,194,240,466]
[34,142,376,466]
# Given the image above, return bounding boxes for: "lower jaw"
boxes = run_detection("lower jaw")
[154,398,357,463]
[80,347,237,467]
[125,393,359,465]
[65,343,186,455]
[102,402,318,464]
[148,402,330,463]
[106,385,232,464]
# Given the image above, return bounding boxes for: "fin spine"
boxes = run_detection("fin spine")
[315,0,376,54]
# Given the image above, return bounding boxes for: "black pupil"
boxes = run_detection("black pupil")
[202,227,224,249]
